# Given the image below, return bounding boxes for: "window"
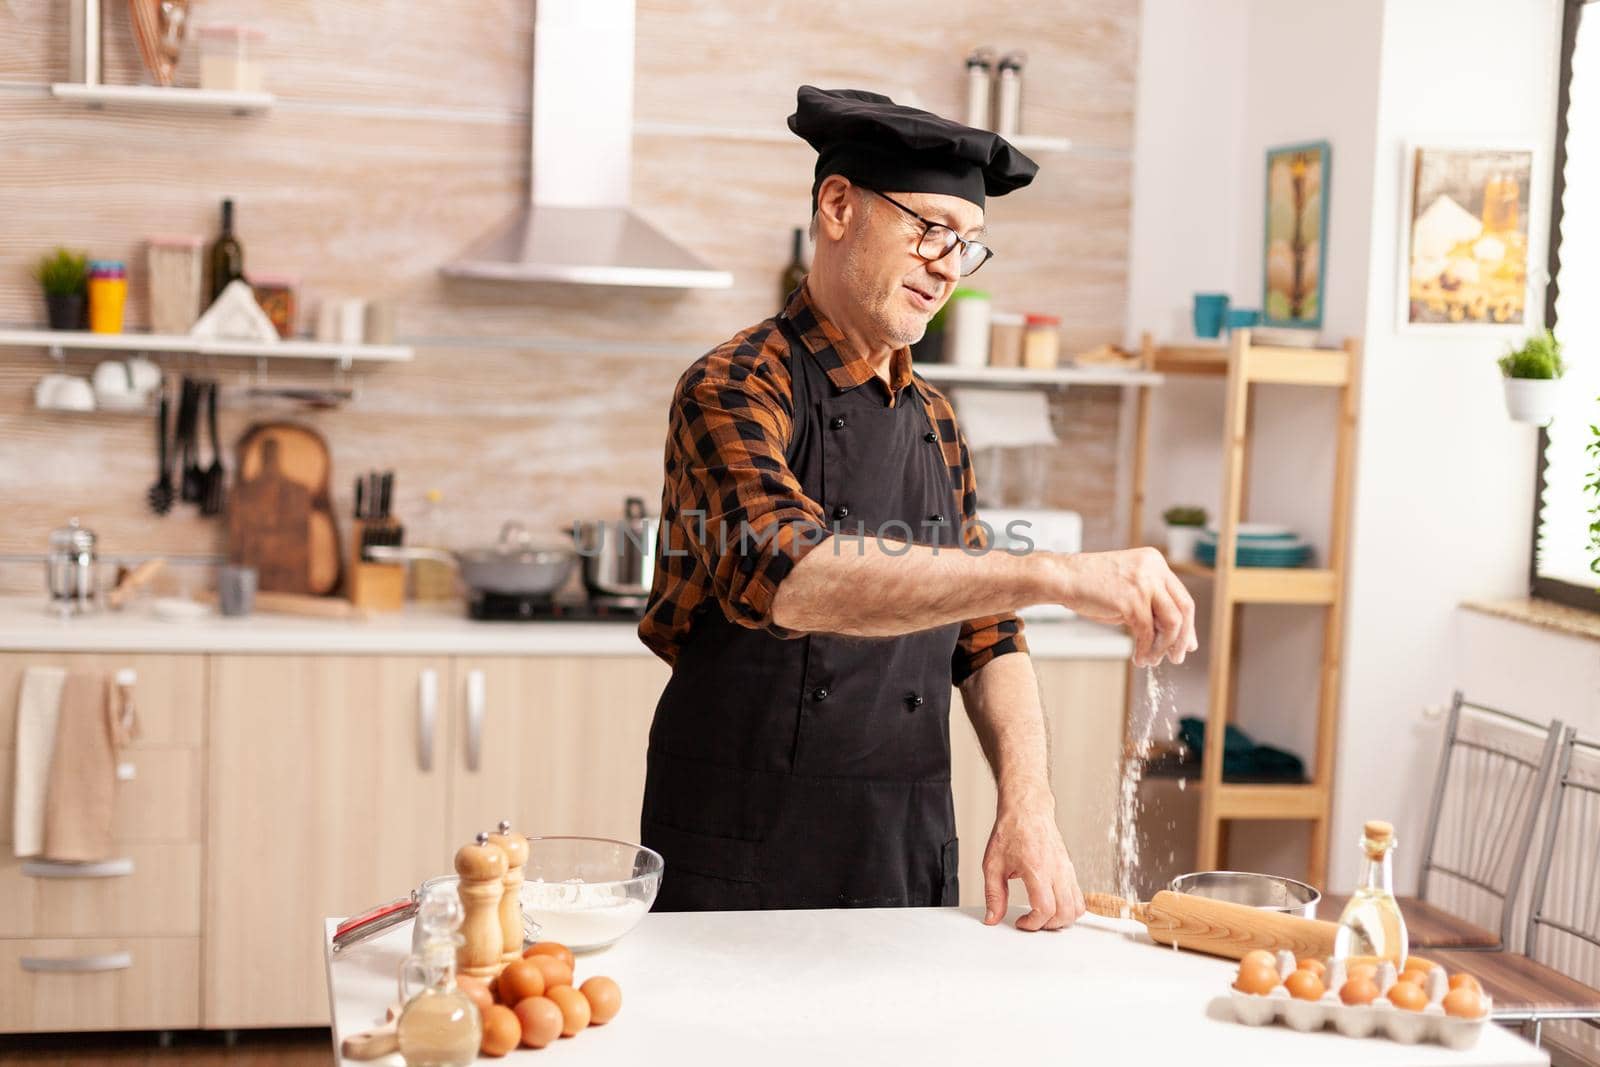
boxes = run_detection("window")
[1534,0,1600,611]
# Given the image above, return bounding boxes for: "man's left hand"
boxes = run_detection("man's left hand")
[980,787,1085,931]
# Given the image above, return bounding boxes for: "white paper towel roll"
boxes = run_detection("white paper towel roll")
[949,388,1059,450]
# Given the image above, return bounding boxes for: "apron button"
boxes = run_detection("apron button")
[923,430,938,443]
[833,505,850,520]
[928,513,945,525]
[812,687,830,702]
[830,415,847,430]
[905,693,924,708]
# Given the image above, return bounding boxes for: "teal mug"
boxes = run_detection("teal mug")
[1193,293,1229,339]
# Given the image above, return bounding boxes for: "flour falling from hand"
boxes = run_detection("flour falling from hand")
[1109,666,1178,910]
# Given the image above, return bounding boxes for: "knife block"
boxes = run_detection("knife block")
[347,520,405,613]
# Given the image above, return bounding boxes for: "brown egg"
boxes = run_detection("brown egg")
[1345,962,1379,986]
[1296,958,1327,980]
[480,1004,521,1057]
[1233,959,1280,995]
[1285,969,1325,1001]
[1240,949,1277,972]
[1388,979,1428,1012]
[1340,976,1380,1006]
[1449,972,1483,994]
[456,975,494,1015]
[581,976,623,1025]
[524,941,577,969]
[1443,985,1486,1019]
[498,958,547,1004]
[514,995,566,1048]
[527,955,574,990]
[547,984,591,1037]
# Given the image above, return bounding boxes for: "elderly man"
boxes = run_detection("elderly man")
[638,86,1196,930]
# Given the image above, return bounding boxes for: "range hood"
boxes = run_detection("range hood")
[442,0,732,289]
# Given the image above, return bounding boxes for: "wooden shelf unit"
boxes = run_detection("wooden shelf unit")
[1127,328,1362,889]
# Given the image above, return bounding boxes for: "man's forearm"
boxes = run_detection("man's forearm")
[959,652,1052,804]
[769,537,1062,635]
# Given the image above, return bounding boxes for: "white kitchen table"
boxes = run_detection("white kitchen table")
[323,906,1547,1066]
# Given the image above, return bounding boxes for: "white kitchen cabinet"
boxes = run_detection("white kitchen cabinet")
[950,658,1126,908]
[447,655,669,846]
[204,655,452,1028]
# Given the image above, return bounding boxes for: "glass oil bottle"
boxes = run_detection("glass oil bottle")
[1333,819,1409,968]
[396,882,482,1066]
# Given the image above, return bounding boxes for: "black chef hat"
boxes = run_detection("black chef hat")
[787,85,1038,211]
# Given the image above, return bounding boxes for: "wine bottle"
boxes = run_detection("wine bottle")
[208,198,245,303]
[779,227,807,306]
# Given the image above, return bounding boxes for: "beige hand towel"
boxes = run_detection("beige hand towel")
[12,666,67,858]
[42,671,127,863]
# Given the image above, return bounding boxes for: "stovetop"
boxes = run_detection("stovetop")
[468,590,646,622]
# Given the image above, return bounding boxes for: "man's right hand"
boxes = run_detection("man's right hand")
[1052,548,1198,667]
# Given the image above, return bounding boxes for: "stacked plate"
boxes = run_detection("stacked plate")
[1195,524,1313,568]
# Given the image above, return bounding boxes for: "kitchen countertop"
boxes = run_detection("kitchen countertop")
[0,597,1133,659]
[322,907,1547,1066]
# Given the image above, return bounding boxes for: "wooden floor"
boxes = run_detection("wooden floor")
[0,1030,330,1066]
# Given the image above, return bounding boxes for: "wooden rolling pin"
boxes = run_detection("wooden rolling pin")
[1085,890,1338,961]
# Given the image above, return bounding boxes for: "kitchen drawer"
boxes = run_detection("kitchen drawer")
[0,936,199,1032]
[0,843,201,938]
[0,746,202,845]
[0,653,205,748]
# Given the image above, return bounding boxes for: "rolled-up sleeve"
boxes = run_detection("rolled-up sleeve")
[668,358,829,635]
[950,428,1028,684]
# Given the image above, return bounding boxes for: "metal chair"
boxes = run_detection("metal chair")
[1324,692,1565,950]
[1431,728,1600,1051]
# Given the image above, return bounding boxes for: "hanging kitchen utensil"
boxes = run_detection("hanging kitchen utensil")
[147,381,173,516]
[128,0,191,86]
[201,380,227,516]
[178,377,204,504]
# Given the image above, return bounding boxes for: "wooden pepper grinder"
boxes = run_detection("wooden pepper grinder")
[454,831,507,980]
[486,819,529,964]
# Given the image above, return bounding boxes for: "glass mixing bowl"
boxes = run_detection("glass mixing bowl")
[420,835,662,954]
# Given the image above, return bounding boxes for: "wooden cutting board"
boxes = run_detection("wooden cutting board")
[227,422,342,596]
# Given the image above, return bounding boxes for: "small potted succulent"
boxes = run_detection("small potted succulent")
[32,247,89,331]
[1499,330,1565,426]
[1163,505,1208,564]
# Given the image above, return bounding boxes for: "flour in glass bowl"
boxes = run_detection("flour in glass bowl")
[523,878,649,950]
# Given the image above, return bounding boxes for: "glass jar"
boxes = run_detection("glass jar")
[198,25,266,92]
[87,260,127,334]
[1021,313,1060,370]
[396,883,481,1067]
[147,236,204,335]
[989,312,1024,368]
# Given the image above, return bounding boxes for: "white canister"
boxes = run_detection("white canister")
[965,49,994,130]
[945,289,992,368]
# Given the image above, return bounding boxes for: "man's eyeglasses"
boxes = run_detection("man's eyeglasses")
[866,189,994,277]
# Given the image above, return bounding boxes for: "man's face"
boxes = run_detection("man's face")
[841,189,986,348]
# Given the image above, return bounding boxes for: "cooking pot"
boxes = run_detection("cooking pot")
[368,520,576,597]
[569,496,658,600]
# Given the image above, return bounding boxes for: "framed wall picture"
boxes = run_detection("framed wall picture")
[1262,140,1331,330]
[1400,144,1535,332]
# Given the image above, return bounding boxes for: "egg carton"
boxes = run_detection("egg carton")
[1227,954,1492,1050]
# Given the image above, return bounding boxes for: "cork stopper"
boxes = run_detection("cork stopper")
[1362,820,1395,858]
[455,831,508,880]
[486,819,529,868]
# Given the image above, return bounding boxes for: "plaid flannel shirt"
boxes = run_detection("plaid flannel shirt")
[638,283,1027,683]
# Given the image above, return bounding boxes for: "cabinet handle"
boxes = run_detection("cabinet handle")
[417,668,438,773]
[22,952,133,973]
[466,669,486,773]
[22,858,134,879]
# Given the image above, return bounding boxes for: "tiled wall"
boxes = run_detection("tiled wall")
[0,0,1138,595]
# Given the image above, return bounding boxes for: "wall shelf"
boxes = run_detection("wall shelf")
[915,363,1161,388]
[50,83,274,114]
[633,120,1073,155]
[0,328,411,367]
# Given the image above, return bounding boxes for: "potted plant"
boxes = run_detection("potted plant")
[1499,330,1565,425]
[32,248,89,331]
[1163,505,1208,564]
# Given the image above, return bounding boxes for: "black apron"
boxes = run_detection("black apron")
[640,311,964,911]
